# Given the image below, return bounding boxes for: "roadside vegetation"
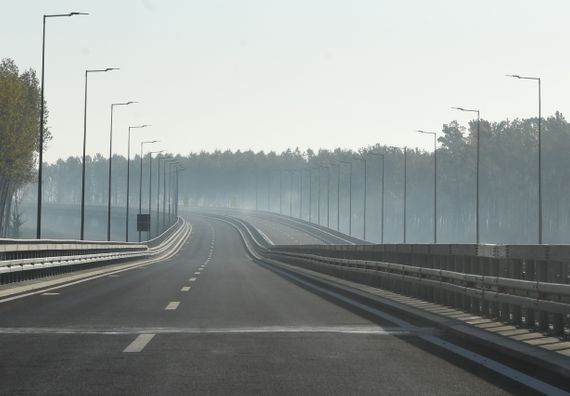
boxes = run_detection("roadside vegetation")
[0,58,47,236]
[22,112,570,243]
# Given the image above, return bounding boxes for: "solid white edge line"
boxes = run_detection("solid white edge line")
[123,333,155,353]
[0,222,192,304]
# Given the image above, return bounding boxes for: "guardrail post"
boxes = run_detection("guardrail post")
[536,259,549,332]
[548,260,565,336]
[510,258,522,326]
[498,258,510,322]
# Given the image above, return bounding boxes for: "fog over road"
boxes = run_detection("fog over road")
[0,214,544,395]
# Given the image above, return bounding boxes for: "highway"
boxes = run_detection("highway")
[0,213,563,395]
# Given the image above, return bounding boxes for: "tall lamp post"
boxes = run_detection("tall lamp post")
[313,167,321,225]
[354,157,367,240]
[173,165,184,219]
[403,147,408,243]
[157,155,171,234]
[163,159,176,231]
[298,169,304,219]
[166,161,180,225]
[368,152,385,243]
[322,165,331,228]
[308,168,313,223]
[416,130,438,243]
[126,125,150,241]
[139,140,159,241]
[331,163,341,232]
[148,150,164,238]
[37,11,88,239]
[507,74,542,244]
[285,170,294,216]
[340,160,353,235]
[107,101,137,241]
[452,106,481,244]
[80,67,119,240]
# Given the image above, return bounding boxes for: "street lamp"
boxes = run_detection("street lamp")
[80,67,119,240]
[37,11,88,239]
[139,140,159,241]
[452,106,481,244]
[312,167,321,225]
[162,159,176,230]
[308,168,313,222]
[368,152,385,243]
[283,170,294,217]
[321,165,331,228]
[166,161,180,224]
[173,165,185,219]
[416,130,438,243]
[403,147,408,243]
[506,74,543,244]
[297,169,304,219]
[340,160,353,236]
[126,124,150,241]
[354,157,367,240]
[107,101,137,241]
[157,155,172,234]
[330,163,341,232]
[148,150,164,238]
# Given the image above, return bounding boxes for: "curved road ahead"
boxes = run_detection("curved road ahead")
[0,214,550,395]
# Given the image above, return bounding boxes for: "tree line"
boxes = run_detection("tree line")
[15,111,570,244]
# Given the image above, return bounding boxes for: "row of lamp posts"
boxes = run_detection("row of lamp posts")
[36,11,183,242]
[261,73,541,246]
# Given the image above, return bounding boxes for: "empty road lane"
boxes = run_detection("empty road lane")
[0,215,537,395]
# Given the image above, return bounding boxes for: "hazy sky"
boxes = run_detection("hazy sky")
[4,0,570,163]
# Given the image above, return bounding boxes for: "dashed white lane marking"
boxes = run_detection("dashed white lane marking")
[41,292,60,296]
[194,271,201,275]
[181,286,191,292]
[189,277,197,282]
[165,301,180,310]
[123,334,155,353]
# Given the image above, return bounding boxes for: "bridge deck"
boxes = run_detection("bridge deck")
[0,214,567,394]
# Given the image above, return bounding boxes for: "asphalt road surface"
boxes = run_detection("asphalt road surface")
[0,214,551,395]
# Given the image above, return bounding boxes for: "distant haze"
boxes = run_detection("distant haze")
[3,0,570,163]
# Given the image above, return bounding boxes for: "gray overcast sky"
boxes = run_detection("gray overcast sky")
[3,0,570,163]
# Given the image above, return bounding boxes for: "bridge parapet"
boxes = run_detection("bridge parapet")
[0,217,187,285]
[264,242,570,337]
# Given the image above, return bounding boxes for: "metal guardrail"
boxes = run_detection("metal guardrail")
[265,244,570,337]
[211,214,570,338]
[0,218,187,285]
